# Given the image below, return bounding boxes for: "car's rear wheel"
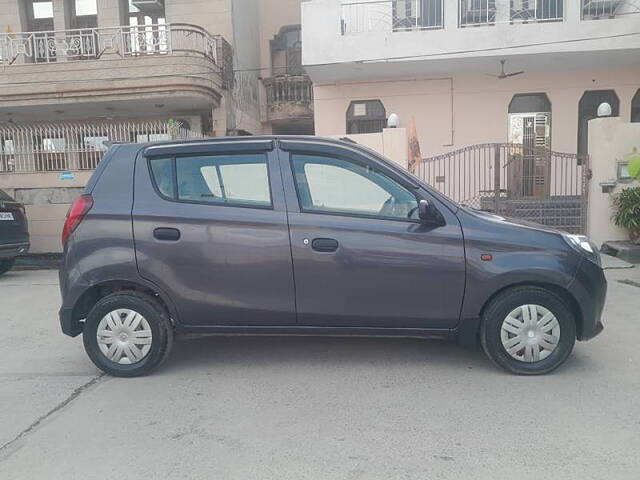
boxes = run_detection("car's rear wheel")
[83,291,173,377]
[480,286,576,375]
[0,258,16,276]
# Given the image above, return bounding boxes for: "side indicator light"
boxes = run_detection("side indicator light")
[481,254,493,262]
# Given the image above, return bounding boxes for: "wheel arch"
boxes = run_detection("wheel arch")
[71,279,178,333]
[459,281,583,345]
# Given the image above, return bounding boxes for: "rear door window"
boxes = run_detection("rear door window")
[149,153,272,208]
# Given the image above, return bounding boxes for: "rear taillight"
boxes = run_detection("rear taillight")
[62,194,93,244]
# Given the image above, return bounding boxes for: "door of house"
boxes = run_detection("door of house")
[126,1,167,54]
[508,112,551,199]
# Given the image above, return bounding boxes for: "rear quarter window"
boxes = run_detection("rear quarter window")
[149,158,175,198]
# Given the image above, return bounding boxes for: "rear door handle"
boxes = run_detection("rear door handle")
[153,227,181,241]
[311,238,339,253]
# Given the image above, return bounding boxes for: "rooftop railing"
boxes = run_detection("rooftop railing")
[581,0,640,19]
[341,0,444,34]
[340,0,639,33]
[0,23,221,67]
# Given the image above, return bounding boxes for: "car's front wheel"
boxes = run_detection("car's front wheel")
[83,291,173,377]
[480,286,576,375]
[0,258,16,276]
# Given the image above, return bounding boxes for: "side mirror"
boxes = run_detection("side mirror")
[418,199,444,226]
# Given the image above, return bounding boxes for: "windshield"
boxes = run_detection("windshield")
[0,189,15,202]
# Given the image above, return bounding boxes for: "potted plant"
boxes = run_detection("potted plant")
[612,186,640,244]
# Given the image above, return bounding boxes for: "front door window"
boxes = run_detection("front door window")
[291,154,419,221]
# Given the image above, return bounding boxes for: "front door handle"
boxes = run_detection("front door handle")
[312,238,339,253]
[154,227,181,241]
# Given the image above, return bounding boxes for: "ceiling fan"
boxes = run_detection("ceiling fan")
[487,60,525,80]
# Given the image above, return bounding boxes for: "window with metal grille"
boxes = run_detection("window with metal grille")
[393,0,444,30]
[346,100,387,134]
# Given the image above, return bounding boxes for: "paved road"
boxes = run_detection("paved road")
[1,267,639,479]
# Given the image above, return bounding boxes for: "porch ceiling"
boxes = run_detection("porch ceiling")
[0,95,211,124]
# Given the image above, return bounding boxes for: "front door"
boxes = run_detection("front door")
[508,112,551,199]
[278,142,466,329]
[133,141,296,327]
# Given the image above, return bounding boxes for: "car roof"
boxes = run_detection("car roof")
[134,135,358,149]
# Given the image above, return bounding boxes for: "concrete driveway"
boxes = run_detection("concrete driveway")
[1,265,639,479]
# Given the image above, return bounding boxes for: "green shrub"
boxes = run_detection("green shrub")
[612,187,640,242]
[626,147,640,180]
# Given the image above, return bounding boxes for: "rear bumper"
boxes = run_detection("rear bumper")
[0,242,30,259]
[568,258,607,341]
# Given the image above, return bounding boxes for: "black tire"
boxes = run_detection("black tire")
[83,291,174,377]
[0,258,16,276]
[480,286,576,375]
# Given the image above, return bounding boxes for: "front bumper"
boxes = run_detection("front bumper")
[568,257,607,341]
[0,242,30,259]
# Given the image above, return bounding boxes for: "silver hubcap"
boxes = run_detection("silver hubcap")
[96,309,153,365]
[500,304,560,363]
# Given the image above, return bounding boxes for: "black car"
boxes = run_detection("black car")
[59,137,606,377]
[0,189,29,276]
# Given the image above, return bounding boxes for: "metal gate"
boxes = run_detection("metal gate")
[417,143,590,234]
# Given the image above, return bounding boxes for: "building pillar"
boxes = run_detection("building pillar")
[565,0,581,23]
[52,0,70,63]
[52,0,69,30]
[444,0,458,29]
[97,0,124,28]
[495,0,510,24]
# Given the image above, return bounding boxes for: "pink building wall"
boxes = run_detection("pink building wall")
[313,66,640,157]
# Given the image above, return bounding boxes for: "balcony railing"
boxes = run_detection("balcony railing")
[264,75,314,107]
[459,0,496,26]
[0,23,221,67]
[0,120,202,174]
[510,0,564,22]
[341,0,444,34]
[582,0,639,19]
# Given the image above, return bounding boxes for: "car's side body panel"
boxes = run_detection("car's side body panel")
[132,141,297,327]
[277,140,467,329]
[456,208,583,328]
[58,144,167,335]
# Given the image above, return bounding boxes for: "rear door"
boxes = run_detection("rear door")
[0,190,29,245]
[132,140,296,327]
[277,140,466,329]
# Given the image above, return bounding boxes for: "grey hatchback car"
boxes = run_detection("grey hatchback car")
[59,137,606,377]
